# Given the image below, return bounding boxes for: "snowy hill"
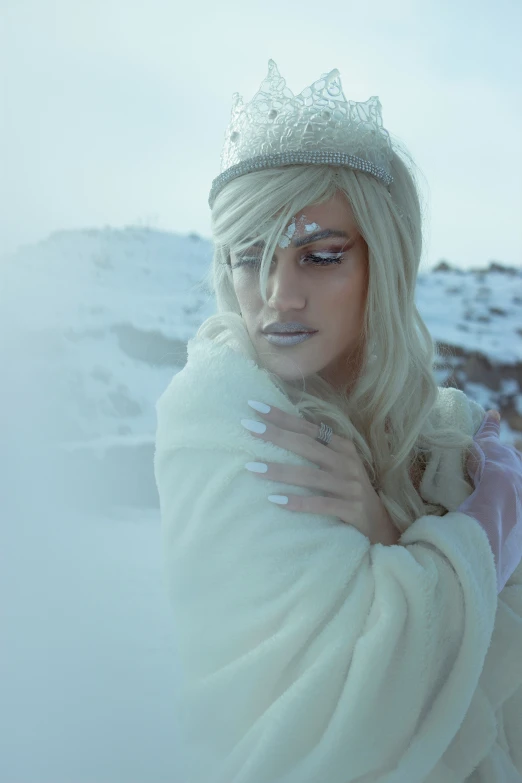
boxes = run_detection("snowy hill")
[1,226,520,512]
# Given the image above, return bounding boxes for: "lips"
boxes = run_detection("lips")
[265,329,317,335]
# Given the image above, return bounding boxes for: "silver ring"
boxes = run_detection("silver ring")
[316,421,333,446]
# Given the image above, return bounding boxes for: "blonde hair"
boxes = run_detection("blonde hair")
[193,143,475,535]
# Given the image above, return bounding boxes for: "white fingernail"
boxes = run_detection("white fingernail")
[245,462,268,473]
[268,495,288,505]
[248,400,271,414]
[241,418,267,434]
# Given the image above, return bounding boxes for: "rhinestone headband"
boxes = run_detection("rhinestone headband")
[208,59,394,209]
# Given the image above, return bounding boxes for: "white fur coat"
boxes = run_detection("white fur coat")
[154,336,522,783]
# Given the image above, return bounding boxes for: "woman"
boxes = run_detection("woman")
[154,60,522,782]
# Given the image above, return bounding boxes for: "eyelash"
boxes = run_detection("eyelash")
[233,250,346,269]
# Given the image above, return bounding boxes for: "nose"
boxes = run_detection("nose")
[266,259,307,310]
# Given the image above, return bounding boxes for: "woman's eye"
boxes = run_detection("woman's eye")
[233,250,345,269]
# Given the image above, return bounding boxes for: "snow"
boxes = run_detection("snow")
[1,499,186,782]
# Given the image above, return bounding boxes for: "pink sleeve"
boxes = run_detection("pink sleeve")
[457,417,522,593]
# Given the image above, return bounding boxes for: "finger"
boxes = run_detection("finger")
[267,423,353,476]
[247,401,351,457]
[274,492,351,520]
[250,461,352,497]
[247,400,314,436]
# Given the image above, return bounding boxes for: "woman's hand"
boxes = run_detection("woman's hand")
[241,400,400,546]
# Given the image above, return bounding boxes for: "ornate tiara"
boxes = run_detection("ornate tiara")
[208,59,394,209]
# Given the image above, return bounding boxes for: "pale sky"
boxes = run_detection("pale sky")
[2,0,521,271]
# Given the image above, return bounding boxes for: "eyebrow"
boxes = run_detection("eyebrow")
[247,228,352,249]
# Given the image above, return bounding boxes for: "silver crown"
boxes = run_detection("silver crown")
[208,59,394,209]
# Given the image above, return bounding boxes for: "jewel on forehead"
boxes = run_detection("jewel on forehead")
[277,215,322,248]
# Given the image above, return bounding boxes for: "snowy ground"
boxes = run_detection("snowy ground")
[1,491,187,783]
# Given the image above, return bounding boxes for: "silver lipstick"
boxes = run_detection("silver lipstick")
[263,332,317,346]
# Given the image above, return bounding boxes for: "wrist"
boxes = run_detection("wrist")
[371,507,401,546]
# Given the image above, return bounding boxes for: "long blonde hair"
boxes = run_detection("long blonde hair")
[193,143,474,534]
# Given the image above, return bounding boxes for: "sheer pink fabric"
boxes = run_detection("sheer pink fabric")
[458,411,522,593]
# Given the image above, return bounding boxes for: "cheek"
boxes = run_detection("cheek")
[328,276,366,326]
[233,279,259,316]
[232,276,246,303]
[329,278,361,307]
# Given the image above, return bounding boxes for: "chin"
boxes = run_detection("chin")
[264,354,323,380]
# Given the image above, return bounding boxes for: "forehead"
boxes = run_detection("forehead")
[276,191,355,235]
[232,191,357,253]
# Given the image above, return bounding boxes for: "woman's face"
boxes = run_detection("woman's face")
[230,191,369,388]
